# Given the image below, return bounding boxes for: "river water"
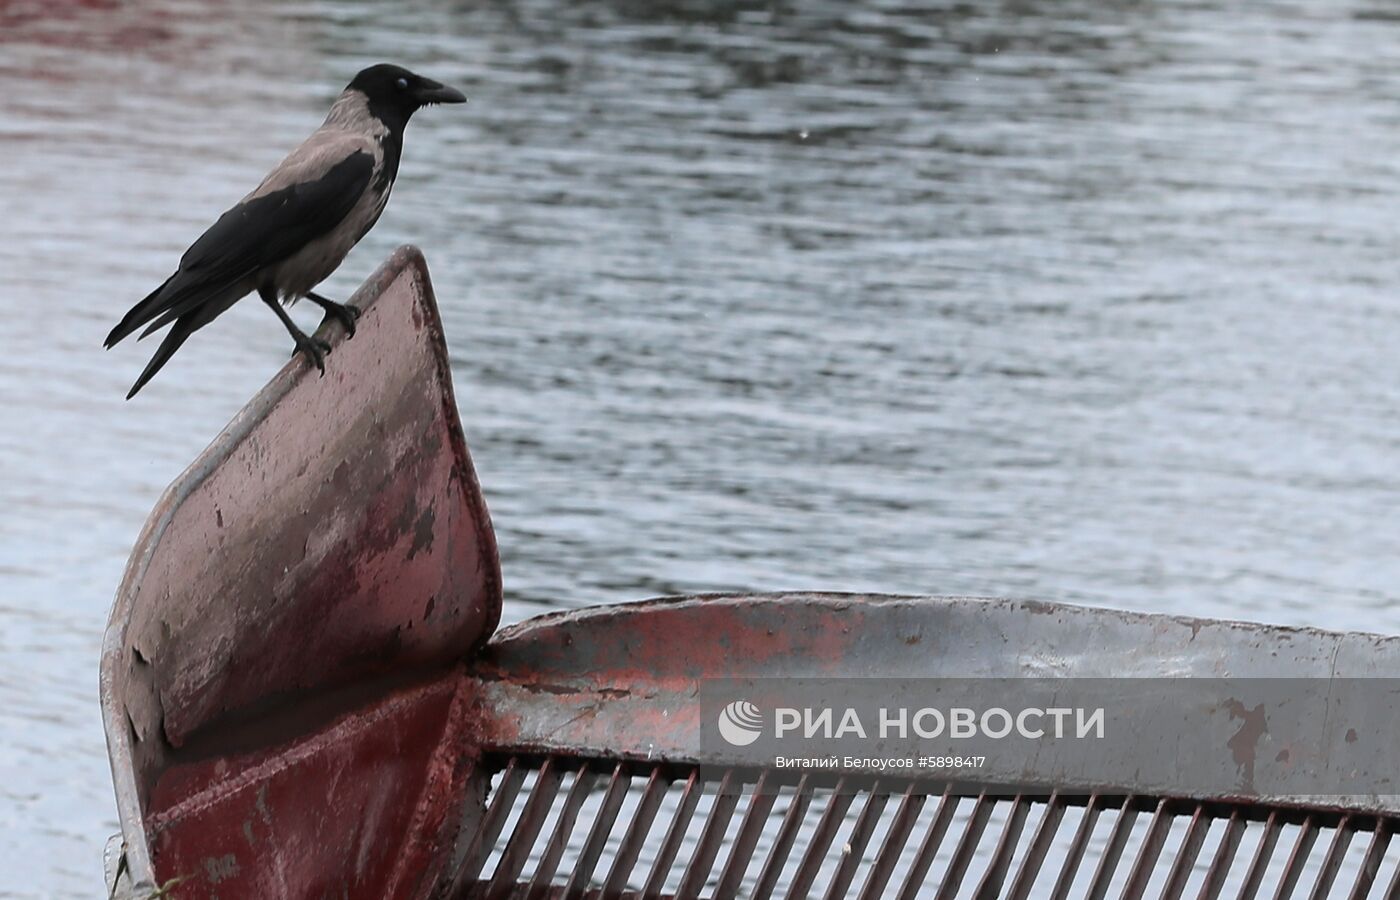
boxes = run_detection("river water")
[6,0,1400,894]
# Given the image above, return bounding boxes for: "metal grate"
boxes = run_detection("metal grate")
[448,755,1400,899]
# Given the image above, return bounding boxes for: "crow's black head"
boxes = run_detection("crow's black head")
[347,64,466,126]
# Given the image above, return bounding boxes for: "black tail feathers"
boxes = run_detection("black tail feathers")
[105,274,175,349]
[124,315,197,399]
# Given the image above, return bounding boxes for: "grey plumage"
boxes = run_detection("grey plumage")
[106,64,465,398]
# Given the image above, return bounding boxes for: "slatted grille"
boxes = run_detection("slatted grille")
[449,755,1400,899]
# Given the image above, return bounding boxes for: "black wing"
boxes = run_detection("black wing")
[105,151,374,348]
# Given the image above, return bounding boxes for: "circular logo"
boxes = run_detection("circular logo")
[717,699,764,746]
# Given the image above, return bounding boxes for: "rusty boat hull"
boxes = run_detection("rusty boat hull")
[102,247,501,898]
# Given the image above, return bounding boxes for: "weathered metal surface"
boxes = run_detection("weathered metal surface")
[104,561,1400,899]
[145,673,480,900]
[100,246,501,897]
[466,592,1400,814]
[451,595,1400,897]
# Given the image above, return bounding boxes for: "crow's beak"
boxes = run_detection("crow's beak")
[416,79,467,105]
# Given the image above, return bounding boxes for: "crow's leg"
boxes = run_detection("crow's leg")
[303,291,361,337]
[259,286,331,375]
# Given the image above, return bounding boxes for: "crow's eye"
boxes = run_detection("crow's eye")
[395,77,409,90]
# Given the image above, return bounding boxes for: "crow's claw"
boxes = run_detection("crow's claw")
[305,292,361,338]
[321,302,361,337]
[293,335,332,375]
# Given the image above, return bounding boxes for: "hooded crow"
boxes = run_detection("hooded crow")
[105,63,466,398]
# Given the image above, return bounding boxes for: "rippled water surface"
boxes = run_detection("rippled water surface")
[7,0,1400,893]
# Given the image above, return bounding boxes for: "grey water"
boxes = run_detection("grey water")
[6,0,1400,893]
